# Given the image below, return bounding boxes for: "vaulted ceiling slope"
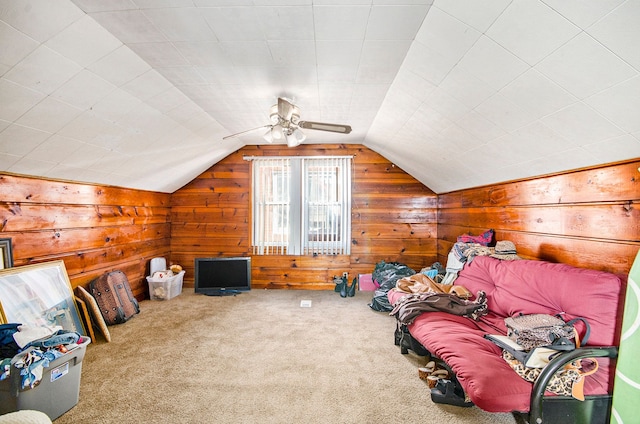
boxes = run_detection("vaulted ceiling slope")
[1,1,639,194]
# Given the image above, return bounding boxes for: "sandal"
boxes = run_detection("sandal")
[430,369,449,379]
[424,361,435,373]
[418,361,436,381]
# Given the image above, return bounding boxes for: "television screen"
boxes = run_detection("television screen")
[194,257,251,296]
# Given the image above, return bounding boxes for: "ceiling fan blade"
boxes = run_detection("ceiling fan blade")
[222,125,271,140]
[278,97,294,121]
[298,121,352,134]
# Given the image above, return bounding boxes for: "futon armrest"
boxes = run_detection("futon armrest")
[529,346,618,424]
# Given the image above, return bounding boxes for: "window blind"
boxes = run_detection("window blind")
[248,156,351,256]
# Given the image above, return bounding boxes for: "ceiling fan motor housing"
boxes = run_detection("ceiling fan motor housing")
[269,104,300,128]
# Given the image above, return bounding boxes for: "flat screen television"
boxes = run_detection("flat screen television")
[194,257,251,296]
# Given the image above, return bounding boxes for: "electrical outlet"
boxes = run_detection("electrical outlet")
[342,272,348,278]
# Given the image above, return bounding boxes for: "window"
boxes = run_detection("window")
[249,156,352,255]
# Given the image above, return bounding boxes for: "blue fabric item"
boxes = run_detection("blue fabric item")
[25,330,80,349]
[1,358,11,381]
[16,348,64,389]
[453,242,494,264]
[422,269,438,279]
[0,323,22,359]
[0,323,21,345]
[453,242,468,262]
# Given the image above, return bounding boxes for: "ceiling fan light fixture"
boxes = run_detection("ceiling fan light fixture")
[271,124,284,140]
[292,127,306,143]
[263,128,274,143]
[286,132,301,148]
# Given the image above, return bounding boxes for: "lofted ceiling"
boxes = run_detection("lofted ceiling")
[1,0,639,194]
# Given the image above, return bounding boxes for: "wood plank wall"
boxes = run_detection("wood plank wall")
[170,144,439,290]
[1,157,636,299]
[0,174,171,299]
[437,159,640,277]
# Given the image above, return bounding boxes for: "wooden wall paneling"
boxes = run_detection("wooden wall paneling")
[170,192,250,208]
[437,160,640,277]
[351,222,435,239]
[170,238,249,255]
[438,162,640,208]
[437,227,638,274]
[352,208,435,224]
[0,174,170,206]
[252,255,351,290]
[0,173,171,300]
[170,222,249,238]
[8,223,170,259]
[170,144,439,290]
[170,148,252,287]
[3,157,635,297]
[439,203,638,241]
[0,204,169,231]
[53,240,169,278]
[170,207,249,223]
[351,151,438,273]
[501,233,638,276]
[70,258,158,299]
[355,180,431,194]
[349,237,435,257]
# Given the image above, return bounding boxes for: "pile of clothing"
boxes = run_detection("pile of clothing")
[0,323,83,390]
[368,261,417,312]
[442,232,521,285]
[390,273,488,325]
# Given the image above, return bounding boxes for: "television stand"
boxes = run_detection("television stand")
[204,290,241,296]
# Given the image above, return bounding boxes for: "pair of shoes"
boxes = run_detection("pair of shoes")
[346,277,357,297]
[418,360,438,376]
[335,275,357,298]
[419,361,449,387]
[340,275,348,297]
[430,379,473,407]
[333,276,347,297]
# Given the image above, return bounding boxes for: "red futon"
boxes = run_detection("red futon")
[388,256,623,422]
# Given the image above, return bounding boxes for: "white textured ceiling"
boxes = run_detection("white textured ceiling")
[1,0,639,193]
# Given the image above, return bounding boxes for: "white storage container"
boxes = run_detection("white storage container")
[146,271,184,300]
[0,338,91,420]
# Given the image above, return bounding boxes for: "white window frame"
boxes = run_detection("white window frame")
[247,156,352,255]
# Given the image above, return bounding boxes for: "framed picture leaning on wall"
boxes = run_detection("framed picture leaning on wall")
[0,260,85,336]
[0,238,12,269]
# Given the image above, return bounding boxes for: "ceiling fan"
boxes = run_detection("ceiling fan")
[222,97,352,147]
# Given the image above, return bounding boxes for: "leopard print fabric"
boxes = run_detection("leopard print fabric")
[502,351,582,397]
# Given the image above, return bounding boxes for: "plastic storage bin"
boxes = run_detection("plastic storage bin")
[147,271,185,300]
[0,338,91,420]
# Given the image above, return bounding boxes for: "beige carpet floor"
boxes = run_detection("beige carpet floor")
[55,289,518,424]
